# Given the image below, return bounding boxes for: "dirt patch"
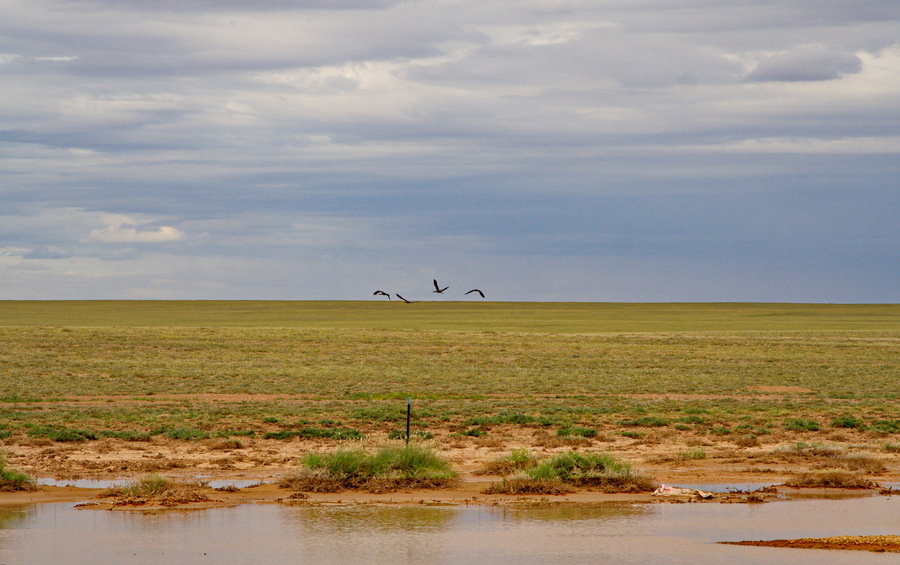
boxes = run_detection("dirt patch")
[721,535,900,552]
[746,386,813,393]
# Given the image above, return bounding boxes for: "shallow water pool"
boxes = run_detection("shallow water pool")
[0,495,896,564]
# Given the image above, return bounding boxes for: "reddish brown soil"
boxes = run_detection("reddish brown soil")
[721,535,900,552]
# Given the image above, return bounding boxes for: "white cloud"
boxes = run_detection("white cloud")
[745,46,863,82]
[88,223,184,243]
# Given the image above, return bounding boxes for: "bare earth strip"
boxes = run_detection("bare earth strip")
[721,535,900,552]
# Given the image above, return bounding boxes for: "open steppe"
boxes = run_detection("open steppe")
[1,301,898,502]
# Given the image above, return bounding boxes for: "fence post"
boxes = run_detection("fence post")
[406,396,411,446]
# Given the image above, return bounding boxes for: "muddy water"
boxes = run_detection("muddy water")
[0,496,896,564]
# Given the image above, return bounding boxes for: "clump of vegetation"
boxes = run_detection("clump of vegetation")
[871,420,900,434]
[453,427,486,437]
[831,416,864,429]
[784,418,821,432]
[263,427,364,440]
[279,446,458,493]
[783,471,878,489]
[678,448,707,460]
[387,429,433,441]
[772,442,885,474]
[101,474,210,507]
[733,434,760,448]
[482,477,574,495]
[463,412,556,427]
[505,451,658,493]
[476,449,539,476]
[557,426,597,438]
[100,430,153,442]
[0,452,37,491]
[161,427,210,441]
[27,425,97,442]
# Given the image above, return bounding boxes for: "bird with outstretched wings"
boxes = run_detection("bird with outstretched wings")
[432,279,448,293]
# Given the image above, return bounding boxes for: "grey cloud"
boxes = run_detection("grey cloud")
[745,47,863,82]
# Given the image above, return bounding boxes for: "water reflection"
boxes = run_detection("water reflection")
[0,497,896,564]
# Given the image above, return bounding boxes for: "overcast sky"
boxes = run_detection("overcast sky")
[1,1,897,302]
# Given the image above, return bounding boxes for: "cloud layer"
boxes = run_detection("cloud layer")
[1,0,897,301]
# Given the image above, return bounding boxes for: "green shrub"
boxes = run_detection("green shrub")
[164,428,210,441]
[0,430,12,440]
[264,427,363,440]
[870,420,899,434]
[27,425,97,442]
[557,426,597,438]
[831,416,864,429]
[784,418,820,432]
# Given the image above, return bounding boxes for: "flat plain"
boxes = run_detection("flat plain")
[1,300,898,496]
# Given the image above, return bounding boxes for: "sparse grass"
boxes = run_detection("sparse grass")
[0,301,896,471]
[0,451,37,491]
[279,446,458,492]
[618,417,669,427]
[101,474,210,506]
[482,477,574,495]
[783,471,878,489]
[386,429,433,441]
[678,448,707,460]
[100,430,153,442]
[263,427,364,440]
[771,442,886,474]
[476,449,539,476]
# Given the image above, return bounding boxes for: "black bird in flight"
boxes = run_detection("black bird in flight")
[433,279,448,293]
[373,290,391,299]
[466,289,485,298]
[396,294,412,303]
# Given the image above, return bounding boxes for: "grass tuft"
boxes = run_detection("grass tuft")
[476,449,539,476]
[279,446,458,492]
[783,471,878,489]
[101,474,210,506]
[0,452,37,491]
[524,451,657,492]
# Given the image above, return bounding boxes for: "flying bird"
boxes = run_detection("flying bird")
[396,294,412,303]
[432,279,448,293]
[373,290,391,299]
[466,289,485,298]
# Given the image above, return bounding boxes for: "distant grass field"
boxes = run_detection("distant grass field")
[0,301,897,442]
[1,300,897,331]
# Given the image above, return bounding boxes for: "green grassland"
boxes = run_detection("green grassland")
[0,301,897,441]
